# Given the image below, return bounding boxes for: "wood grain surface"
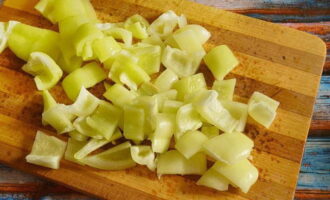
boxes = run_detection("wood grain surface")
[0,0,328,200]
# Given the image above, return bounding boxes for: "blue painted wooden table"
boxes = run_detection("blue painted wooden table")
[0,0,329,199]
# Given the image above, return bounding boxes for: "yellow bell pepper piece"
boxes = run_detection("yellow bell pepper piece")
[175,131,208,159]
[151,113,175,153]
[212,79,236,101]
[103,83,138,108]
[123,105,145,141]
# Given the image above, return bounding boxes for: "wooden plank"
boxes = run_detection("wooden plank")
[295,190,330,200]
[0,0,326,200]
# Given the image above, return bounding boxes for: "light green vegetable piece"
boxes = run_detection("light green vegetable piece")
[109,52,151,90]
[173,29,205,54]
[212,79,236,101]
[161,100,184,114]
[26,131,67,169]
[68,87,100,117]
[57,40,83,73]
[162,46,204,78]
[92,36,121,62]
[74,138,109,160]
[103,83,137,108]
[157,150,206,176]
[222,100,248,132]
[42,90,56,112]
[172,73,207,101]
[0,21,20,53]
[248,91,280,128]
[124,14,149,39]
[64,138,86,165]
[142,35,164,47]
[193,90,238,132]
[148,10,179,38]
[86,101,122,140]
[154,89,177,111]
[204,45,239,80]
[82,141,136,170]
[196,168,230,191]
[123,105,145,141]
[176,24,211,44]
[151,113,175,153]
[137,82,159,96]
[175,131,208,159]
[154,69,178,92]
[73,117,103,139]
[128,45,161,75]
[203,132,254,164]
[211,159,259,193]
[22,52,63,91]
[68,130,89,142]
[8,23,60,61]
[42,104,75,134]
[130,145,156,171]
[62,62,106,100]
[103,27,132,46]
[73,22,104,60]
[35,0,98,24]
[176,103,202,135]
[201,124,219,138]
[59,15,93,39]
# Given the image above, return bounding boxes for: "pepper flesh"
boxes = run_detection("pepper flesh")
[175,131,208,159]
[151,113,175,153]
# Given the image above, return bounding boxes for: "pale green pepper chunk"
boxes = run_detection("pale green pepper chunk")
[73,117,103,139]
[123,105,145,141]
[42,90,56,112]
[127,45,161,75]
[42,104,75,134]
[103,27,132,46]
[130,145,156,171]
[172,73,207,101]
[0,21,20,53]
[203,132,253,164]
[175,131,208,159]
[74,138,109,160]
[176,104,202,135]
[68,130,89,142]
[26,131,67,169]
[59,15,92,39]
[175,24,211,44]
[212,79,236,101]
[173,29,205,54]
[151,113,175,153]
[157,150,206,176]
[64,138,86,165]
[8,23,60,61]
[193,90,238,132]
[154,69,178,92]
[57,41,83,73]
[161,100,183,113]
[92,36,121,62]
[211,159,259,193]
[222,100,248,132]
[204,45,239,80]
[68,87,100,117]
[62,62,106,100]
[162,46,204,77]
[196,168,230,191]
[137,82,159,96]
[248,91,280,128]
[82,141,136,170]
[132,96,158,135]
[148,10,179,38]
[142,35,164,47]
[201,124,219,138]
[73,22,104,60]
[103,83,137,108]
[124,14,149,39]
[86,101,122,140]
[22,52,63,91]
[154,89,177,111]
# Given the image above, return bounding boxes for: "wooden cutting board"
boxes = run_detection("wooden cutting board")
[0,0,326,199]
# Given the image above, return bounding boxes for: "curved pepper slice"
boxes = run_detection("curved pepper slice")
[157,150,206,176]
[175,131,208,159]
[154,69,178,92]
[148,10,179,38]
[62,62,106,100]
[172,73,207,101]
[203,132,253,164]
[8,23,60,61]
[212,79,236,101]
[151,113,175,153]
[22,52,63,90]
[73,117,103,139]
[124,14,150,39]
[124,105,145,141]
[69,130,89,142]
[103,83,138,108]
[92,36,121,62]
[64,138,86,165]
[69,87,100,117]
[138,82,159,96]
[222,100,248,132]
[82,141,136,170]
[130,145,156,171]
[103,27,132,46]
[161,100,183,113]
[201,124,219,139]
[196,168,230,191]
[176,104,202,135]
[204,45,239,80]
[162,46,204,78]
[26,131,67,169]
[0,21,20,53]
